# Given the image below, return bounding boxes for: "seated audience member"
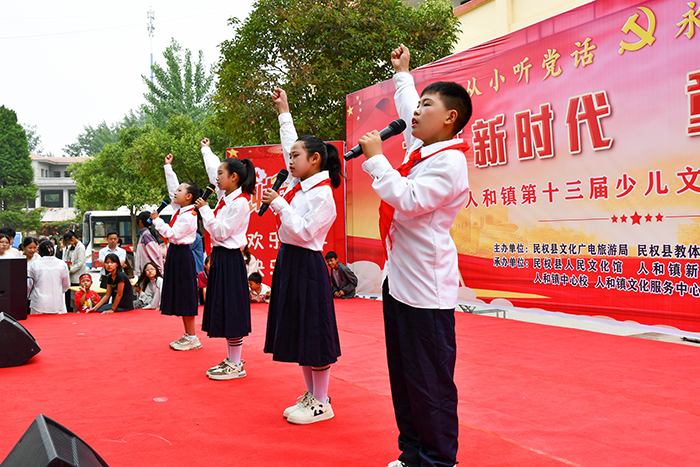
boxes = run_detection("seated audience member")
[198,256,210,305]
[325,251,358,299]
[74,273,101,313]
[20,236,40,267]
[63,230,88,312]
[0,227,21,257]
[91,253,134,313]
[134,262,163,310]
[248,272,271,303]
[27,240,70,314]
[243,245,258,276]
[135,211,163,276]
[98,230,126,287]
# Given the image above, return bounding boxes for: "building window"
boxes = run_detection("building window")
[26,198,36,209]
[68,190,76,207]
[41,169,45,177]
[64,171,69,178]
[53,171,60,178]
[41,190,63,208]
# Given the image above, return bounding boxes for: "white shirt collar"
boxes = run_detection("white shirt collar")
[299,170,330,191]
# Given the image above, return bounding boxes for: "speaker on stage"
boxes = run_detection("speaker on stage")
[0,256,28,320]
[0,415,109,467]
[0,312,40,368]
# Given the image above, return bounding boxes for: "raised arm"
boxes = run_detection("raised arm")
[391,44,419,150]
[273,88,295,173]
[163,154,181,209]
[200,138,222,188]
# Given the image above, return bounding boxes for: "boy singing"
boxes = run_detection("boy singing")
[358,44,472,467]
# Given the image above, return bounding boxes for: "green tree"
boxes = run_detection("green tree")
[215,0,459,145]
[63,109,149,158]
[0,106,41,232]
[142,38,215,128]
[70,115,223,246]
[22,123,45,155]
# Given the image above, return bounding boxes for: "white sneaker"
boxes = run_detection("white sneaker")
[387,462,408,467]
[286,395,334,425]
[283,391,313,419]
[169,335,189,349]
[206,359,230,374]
[171,336,202,351]
[207,359,246,380]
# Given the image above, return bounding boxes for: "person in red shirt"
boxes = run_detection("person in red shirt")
[74,274,101,313]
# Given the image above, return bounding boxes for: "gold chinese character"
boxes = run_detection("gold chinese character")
[571,37,596,67]
[542,49,562,80]
[489,69,506,92]
[676,2,700,39]
[513,57,532,83]
[466,77,483,97]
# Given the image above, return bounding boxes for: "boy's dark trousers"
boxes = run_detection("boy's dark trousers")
[382,280,458,467]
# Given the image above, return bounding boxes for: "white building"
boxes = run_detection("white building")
[29,154,89,221]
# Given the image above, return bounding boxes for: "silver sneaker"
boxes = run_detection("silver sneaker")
[171,336,202,351]
[207,359,246,380]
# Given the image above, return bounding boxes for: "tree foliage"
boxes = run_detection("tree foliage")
[70,115,225,245]
[141,38,215,128]
[214,0,460,145]
[0,106,41,232]
[22,123,47,155]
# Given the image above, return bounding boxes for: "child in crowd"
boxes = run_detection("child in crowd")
[198,256,210,305]
[90,253,134,313]
[357,44,473,467]
[248,272,271,303]
[195,137,255,380]
[324,251,358,299]
[261,88,342,425]
[151,153,201,350]
[134,262,163,310]
[75,274,101,313]
[27,240,70,314]
[0,227,20,257]
[135,211,163,277]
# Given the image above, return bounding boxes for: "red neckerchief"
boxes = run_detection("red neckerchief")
[378,140,470,261]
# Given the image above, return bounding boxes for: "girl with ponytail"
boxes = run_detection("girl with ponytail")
[195,138,256,380]
[261,88,342,425]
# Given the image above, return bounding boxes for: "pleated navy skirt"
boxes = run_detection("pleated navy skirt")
[264,243,341,366]
[160,243,198,317]
[202,246,251,338]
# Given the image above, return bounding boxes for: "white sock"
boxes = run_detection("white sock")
[227,337,243,364]
[311,365,331,403]
[186,334,196,340]
[302,366,314,394]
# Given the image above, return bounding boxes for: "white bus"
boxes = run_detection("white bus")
[82,207,173,268]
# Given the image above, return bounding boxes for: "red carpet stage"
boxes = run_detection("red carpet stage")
[1,300,699,466]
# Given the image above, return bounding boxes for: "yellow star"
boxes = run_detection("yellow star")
[227,148,239,158]
[347,106,354,116]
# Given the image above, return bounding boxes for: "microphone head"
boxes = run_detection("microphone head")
[276,169,289,183]
[201,183,216,202]
[389,119,407,135]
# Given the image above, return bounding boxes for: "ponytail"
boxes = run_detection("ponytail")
[323,143,342,189]
[297,136,343,189]
[222,158,256,195]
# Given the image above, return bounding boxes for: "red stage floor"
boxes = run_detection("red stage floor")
[1,300,699,466]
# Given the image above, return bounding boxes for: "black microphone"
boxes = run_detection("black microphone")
[195,183,217,213]
[343,119,407,161]
[258,169,289,216]
[147,200,170,224]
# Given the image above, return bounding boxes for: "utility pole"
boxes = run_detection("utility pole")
[147,7,155,83]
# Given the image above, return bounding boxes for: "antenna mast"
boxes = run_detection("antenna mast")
[147,7,155,83]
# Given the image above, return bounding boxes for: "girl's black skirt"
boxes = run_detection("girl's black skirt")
[264,243,341,366]
[160,243,198,317]
[202,246,251,338]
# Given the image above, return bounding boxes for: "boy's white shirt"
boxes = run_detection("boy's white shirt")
[153,164,198,245]
[269,112,337,252]
[362,71,470,310]
[199,146,252,250]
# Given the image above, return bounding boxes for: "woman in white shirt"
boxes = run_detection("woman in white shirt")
[27,240,70,314]
[0,233,20,258]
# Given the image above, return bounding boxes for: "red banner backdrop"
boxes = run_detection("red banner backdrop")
[345,0,700,331]
[227,143,347,283]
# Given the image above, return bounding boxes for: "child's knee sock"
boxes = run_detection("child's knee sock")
[301,366,313,394]
[227,337,243,364]
[311,365,331,403]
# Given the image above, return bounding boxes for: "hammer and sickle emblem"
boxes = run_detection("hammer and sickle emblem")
[619,6,657,55]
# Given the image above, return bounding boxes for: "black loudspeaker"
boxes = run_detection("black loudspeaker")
[0,257,28,320]
[0,312,40,368]
[1,415,109,467]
